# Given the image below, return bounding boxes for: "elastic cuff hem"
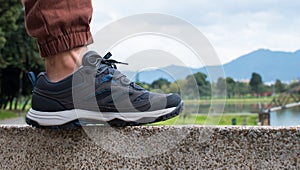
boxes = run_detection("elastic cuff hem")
[38,31,93,57]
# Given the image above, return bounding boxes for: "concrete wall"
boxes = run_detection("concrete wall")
[0,126,299,169]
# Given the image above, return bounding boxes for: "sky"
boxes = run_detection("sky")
[90,0,300,69]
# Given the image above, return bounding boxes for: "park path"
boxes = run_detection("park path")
[0,116,26,125]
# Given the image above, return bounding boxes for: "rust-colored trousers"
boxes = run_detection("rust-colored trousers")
[23,0,93,57]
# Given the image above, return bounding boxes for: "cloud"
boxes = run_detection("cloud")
[91,0,300,64]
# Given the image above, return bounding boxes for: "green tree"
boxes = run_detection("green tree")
[0,2,43,71]
[136,82,151,91]
[1,10,43,71]
[226,77,236,98]
[235,81,250,97]
[186,72,211,97]
[216,77,226,97]
[0,1,43,71]
[249,72,263,95]
[0,0,22,54]
[174,79,188,99]
[274,79,285,93]
[288,80,300,89]
[0,7,44,110]
[214,77,237,98]
[151,78,170,90]
[261,84,272,95]
[169,82,180,93]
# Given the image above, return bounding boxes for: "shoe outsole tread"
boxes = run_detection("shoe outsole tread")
[25,102,183,129]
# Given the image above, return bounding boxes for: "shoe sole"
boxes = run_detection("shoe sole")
[25,102,183,129]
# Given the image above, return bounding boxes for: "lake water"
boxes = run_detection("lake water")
[270,107,300,126]
[188,103,300,126]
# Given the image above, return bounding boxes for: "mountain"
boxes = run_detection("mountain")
[122,49,300,83]
[223,49,300,82]
[123,65,199,83]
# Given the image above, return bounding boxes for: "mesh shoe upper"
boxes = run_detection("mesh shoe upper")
[31,51,182,113]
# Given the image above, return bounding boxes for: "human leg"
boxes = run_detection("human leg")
[44,47,87,82]
[23,0,92,82]
[23,0,183,128]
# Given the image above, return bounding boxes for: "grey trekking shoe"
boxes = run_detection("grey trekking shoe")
[26,51,183,128]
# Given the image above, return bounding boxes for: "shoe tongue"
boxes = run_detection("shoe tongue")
[82,51,102,67]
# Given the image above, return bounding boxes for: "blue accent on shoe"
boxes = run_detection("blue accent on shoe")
[96,89,109,95]
[27,72,36,90]
[101,74,113,83]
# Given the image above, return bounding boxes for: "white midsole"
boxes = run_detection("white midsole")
[26,107,177,126]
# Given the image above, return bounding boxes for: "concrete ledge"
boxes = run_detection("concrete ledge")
[0,126,299,169]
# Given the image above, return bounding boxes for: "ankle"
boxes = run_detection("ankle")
[45,47,87,82]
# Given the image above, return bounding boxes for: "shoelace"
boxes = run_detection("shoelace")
[100,52,128,69]
[93,52,144,90]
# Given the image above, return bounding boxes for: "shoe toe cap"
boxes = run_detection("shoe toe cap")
[166,93,182,108]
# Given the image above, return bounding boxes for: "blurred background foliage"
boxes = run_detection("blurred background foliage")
[0,0,44,110]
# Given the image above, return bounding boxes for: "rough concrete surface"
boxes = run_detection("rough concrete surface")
[0,125,299,169]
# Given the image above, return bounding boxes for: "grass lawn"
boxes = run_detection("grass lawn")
[185,97,273,105]
[0,110,19,120]
[151,114,258,126]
